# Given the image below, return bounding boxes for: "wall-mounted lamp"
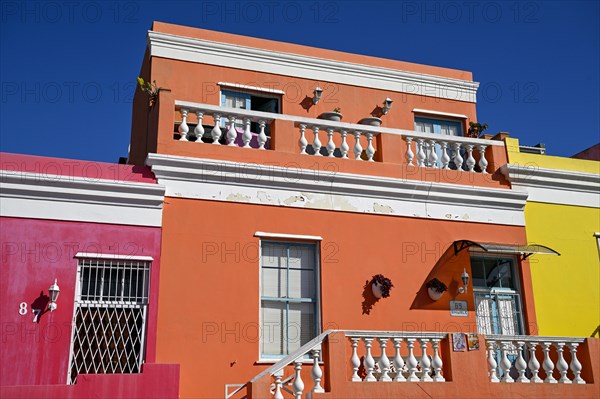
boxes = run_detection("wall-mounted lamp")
[382,97,393,115]
[312,86,323,104]
[48,279,60,311]
[458,268,470,294]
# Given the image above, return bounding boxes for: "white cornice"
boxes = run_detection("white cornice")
[501,163,600,208]
[75,252,154,261]
[413,108,468,119]
[148,31,479,103]
[146,153,527,226]
[0,171,165,226]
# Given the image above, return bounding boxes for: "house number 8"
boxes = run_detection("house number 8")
[18,302,27,315]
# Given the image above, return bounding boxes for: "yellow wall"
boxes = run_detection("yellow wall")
[507,138,600,337]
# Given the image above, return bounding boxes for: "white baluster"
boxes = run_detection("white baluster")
[350,338,362,382]
[431,338,445,382]
[311,348,325,393]
[428,140,438,168]
[466,144,476,172]
[226,115,237,146]
[419,339,433,382]
[178,109,189,141]
[515,341,529,383]
[406,338,419,382]
[527,341,543,383]
[440,142,450,169]
[312,126,322,156]
[326,128,336,157]
[299,124,308,154]
[555,342,571,384]
[194,111,204,142]
[392,338,406,382]
[242,118,252,148]
[353,132,363,160]
[416,139,426,167]
[363,338,377,382]
[500,341,514,383]
[366,133,375,162]
[378,338,392,382]
[478,144,488,173]
[340,130,349,159]
[568,342,585,384]
[542,342,557,383]
[292,361,304,399]
[452,142,463,170]
[487,340,500,382]
[405,137,415,166]
[273,372,284,399]
[211,114,222,144]
[258,120,267,150]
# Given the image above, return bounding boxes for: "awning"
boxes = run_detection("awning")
[453,240,560,260]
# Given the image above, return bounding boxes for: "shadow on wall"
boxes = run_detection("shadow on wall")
[591,325,600,338]
[361,280,379,315]
[409,244,472,311]
[30,291,50,323]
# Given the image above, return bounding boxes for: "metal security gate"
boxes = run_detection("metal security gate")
[67,258,150,384]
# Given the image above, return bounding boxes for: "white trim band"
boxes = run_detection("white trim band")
[0,170,165,226]
[413,109,468,119]
[75,253,155,261]
[148,31,479,103]
[254,232,323,241]
[501,163,600,208]
[146,153,527,226]
[218,82,285,95]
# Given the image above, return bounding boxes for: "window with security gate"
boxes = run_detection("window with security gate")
[67,256,151,384]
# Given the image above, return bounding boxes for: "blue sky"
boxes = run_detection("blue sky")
[1,0,599,162]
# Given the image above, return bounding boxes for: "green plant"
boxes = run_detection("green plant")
[426,277,448,293]
[467,121,489,138]
[137,77,161,106]
[371,274,394,298]
[333,107,342,113]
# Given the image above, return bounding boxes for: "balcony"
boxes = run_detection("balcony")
[143,90,510,189]
[226,330,599,399]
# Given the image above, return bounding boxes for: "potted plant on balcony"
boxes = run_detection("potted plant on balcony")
[466,121,489,138]
[370,274,394,299]
[137,77,162,107]
[318,107,343,122]
[425,278,448,301]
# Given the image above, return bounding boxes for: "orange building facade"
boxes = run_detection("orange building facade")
[130,22,599,399]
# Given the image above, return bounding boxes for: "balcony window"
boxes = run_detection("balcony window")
[415,117,465,169]
[221,89,280,137]
[260,241,319,358]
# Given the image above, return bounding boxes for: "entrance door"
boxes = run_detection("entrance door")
[471,256,524,378]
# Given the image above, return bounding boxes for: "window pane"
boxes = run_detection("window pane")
[288,245,314,270]
[261,244,287,268]
[262,267,287,298]
[261,301,285,356]
[288,269,315,299]
[287,303,314,353]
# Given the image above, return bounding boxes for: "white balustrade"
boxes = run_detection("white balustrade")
[485,335,587,385]
[292,361,304,399]
[175,101,506,169]
[346,332,446,384]
[404,134,491,173]
[310,348,325,393]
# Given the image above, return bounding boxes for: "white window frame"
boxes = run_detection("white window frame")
[258,239,321,361]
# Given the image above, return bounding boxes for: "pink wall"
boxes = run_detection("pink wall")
[0,217,163,387]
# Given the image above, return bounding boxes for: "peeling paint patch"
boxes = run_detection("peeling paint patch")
[283,195,306,205]
[226,193,251,202]
[257,191,273,204]
[462,214,470,220]
[445,214,452,219]
[331,196,358,212]
[373,202,394,214]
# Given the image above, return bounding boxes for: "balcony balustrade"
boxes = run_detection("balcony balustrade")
[484,335,586,384]
[173,100,501,173]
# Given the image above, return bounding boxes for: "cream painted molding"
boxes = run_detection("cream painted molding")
[0,170,165,226]
[218,82,285,95]
[148,31,479,103]
[412,108,468,119]
[75,253,155,261]
[501,163,600,208]
[146,153,527,226]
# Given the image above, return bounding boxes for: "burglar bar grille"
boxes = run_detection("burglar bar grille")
[68,258,150,384]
